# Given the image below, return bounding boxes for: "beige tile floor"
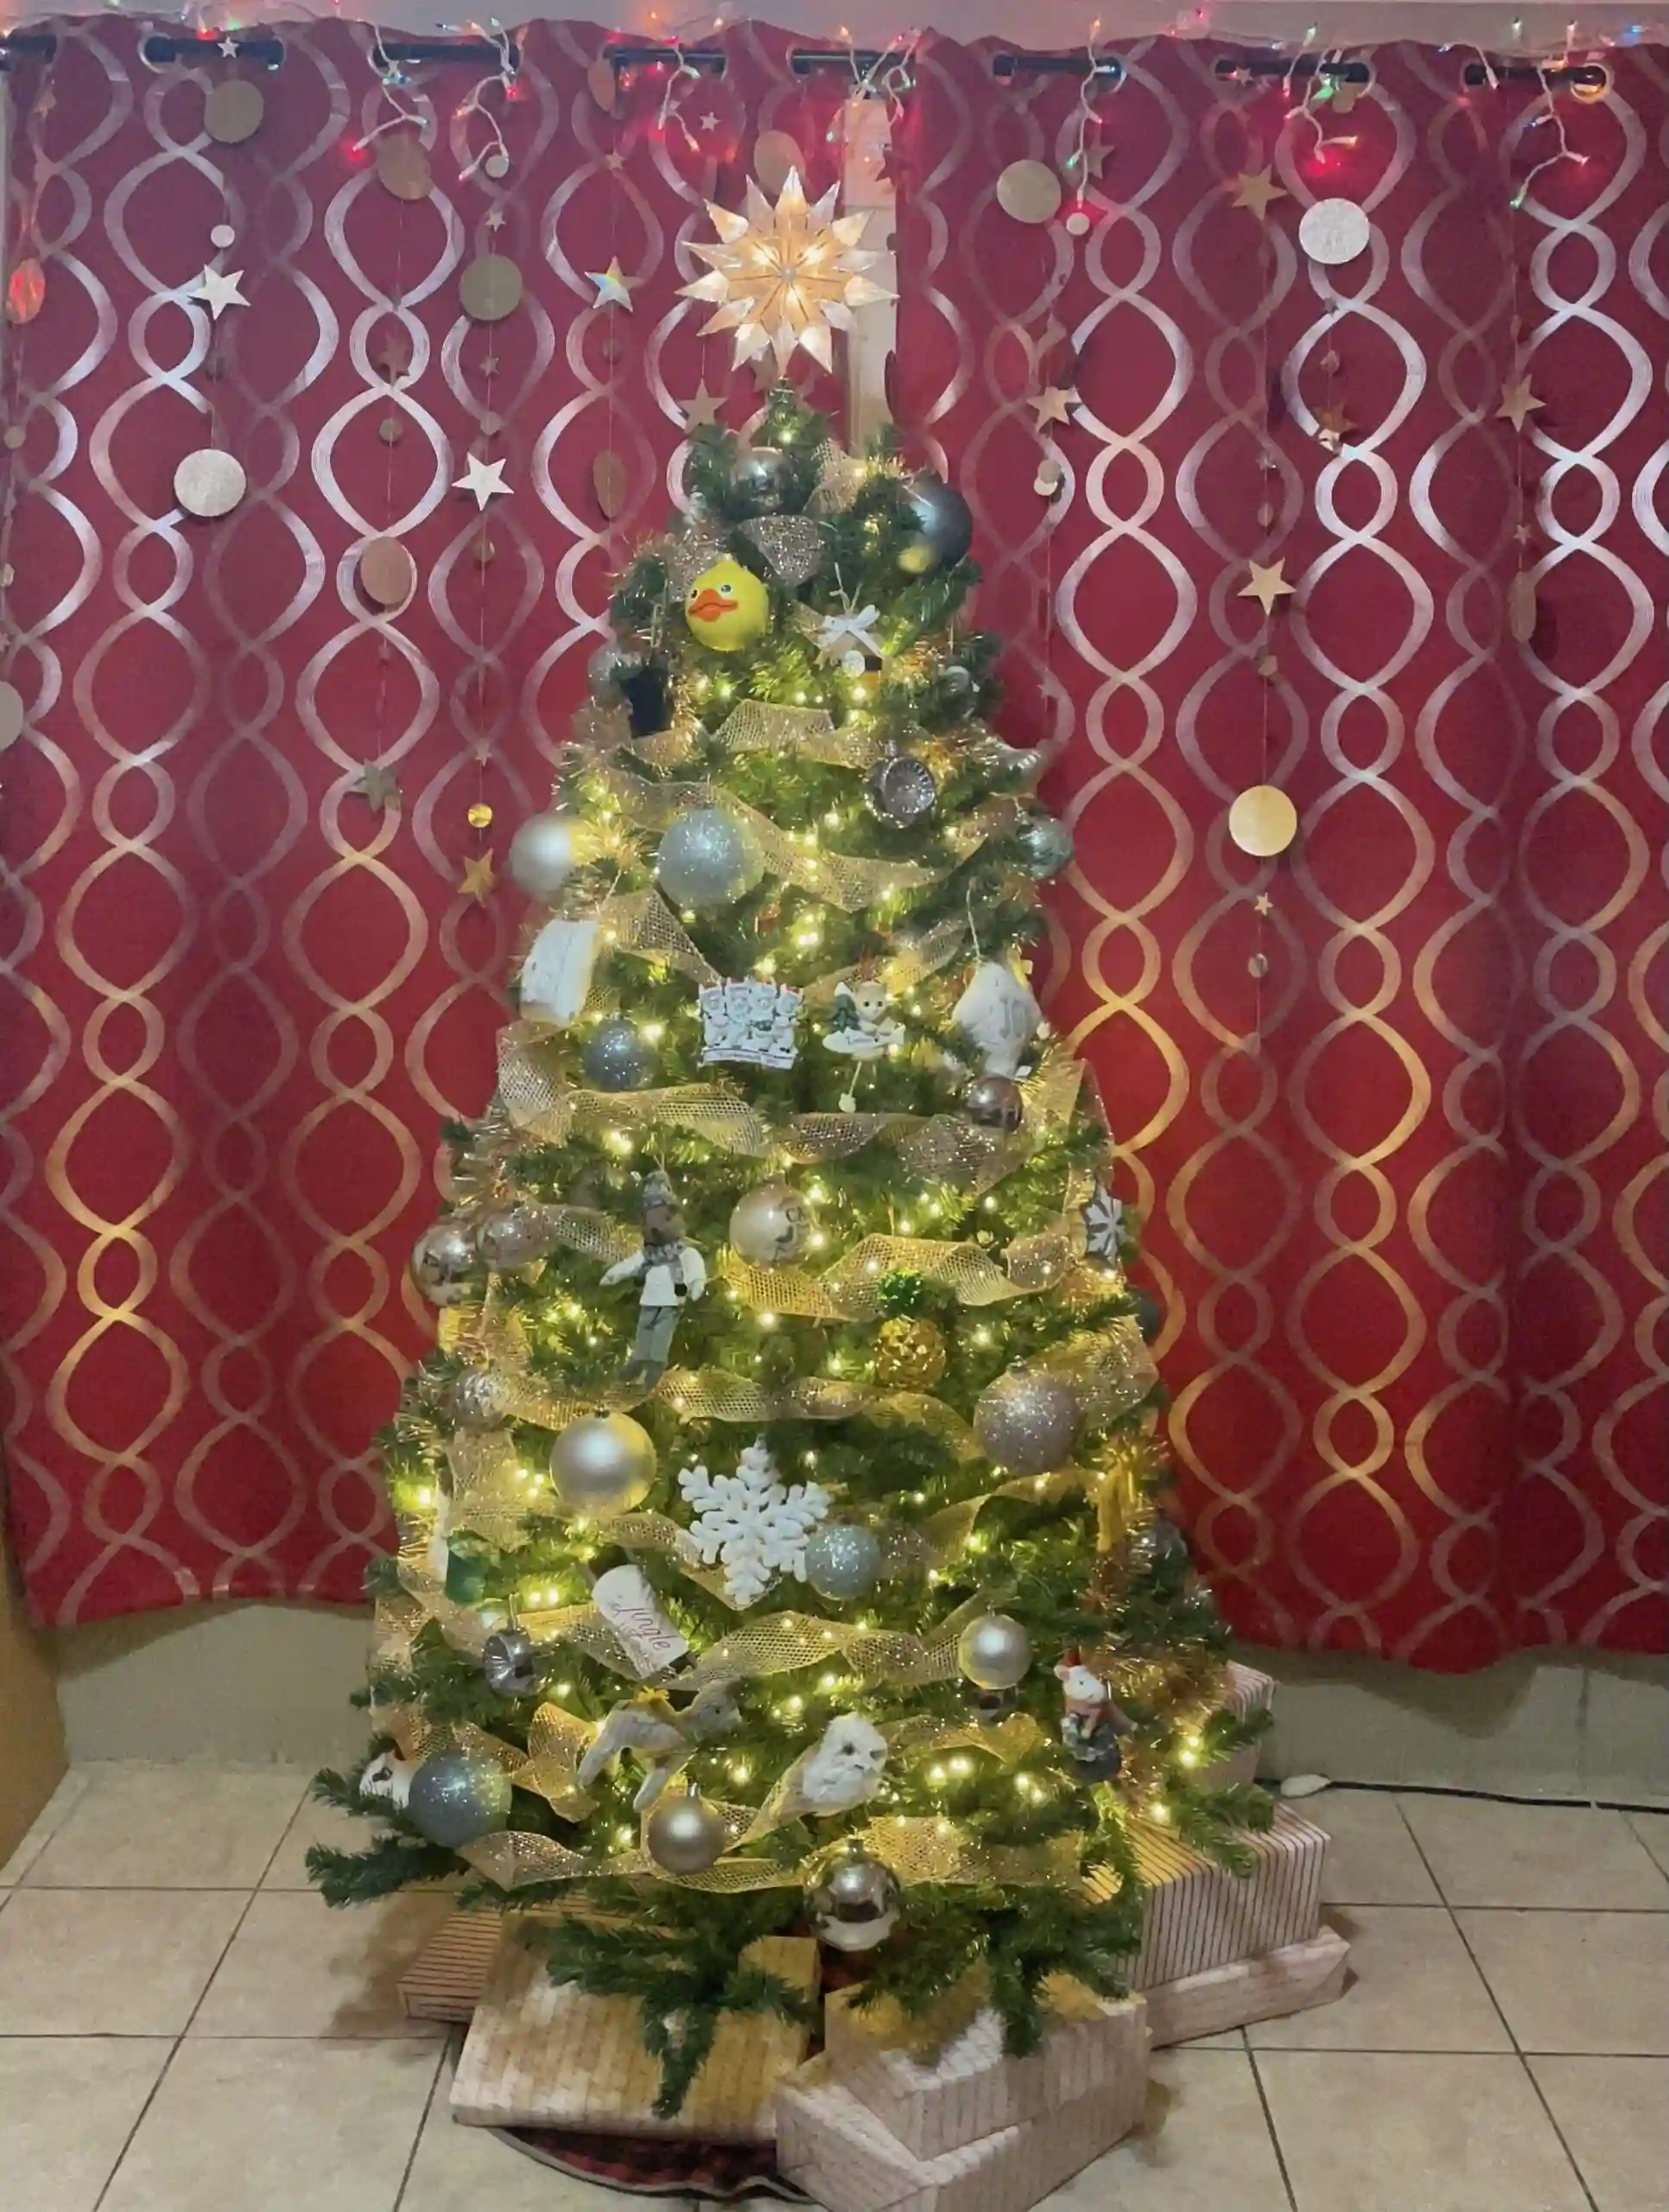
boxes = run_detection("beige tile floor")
[2,1765,1666,2211]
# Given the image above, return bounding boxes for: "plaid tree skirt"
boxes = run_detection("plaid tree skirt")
[498,2126,811,2200]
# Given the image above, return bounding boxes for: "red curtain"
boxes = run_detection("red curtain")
[894,37,1667,1667]
[1,24,1662,1663]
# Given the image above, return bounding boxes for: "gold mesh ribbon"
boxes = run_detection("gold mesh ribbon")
[497,1038,773,1157]
[720,1219,1084,1322]
[682,1592,988,1698]
[511,1703,599,1820]
[710,698,890,772]
[447,1433,539,1551]
[882,1712,1048,1767]
[593,890,723,985]
[857,1819,1082,1889]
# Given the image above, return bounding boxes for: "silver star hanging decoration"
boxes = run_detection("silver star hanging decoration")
[701,111,720,131]
[454,453,510,509]
[351,761,400,810]
[218,34,238,56]
[193,265,249,320]
[587,257,635,310]
[682,382,724,429]
[1029,385,1076,429]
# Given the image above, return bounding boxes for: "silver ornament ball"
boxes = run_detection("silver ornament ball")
[1124,1515,1189,1573]
[809,1847,901,1953]
[730,446,794,512]
[474,1202,554,1273]
[482,1624,541,1696]
[803,1522,882,1601]
[973,1367,1079,1475]
[644,1784,727,1873]
[657,807,764,912]
[963,1072,1025,1132]
[728,1180,812,1268]
[864,752,939,829]
[507,811,579,905]
[587,640,646,696]
[405,1746,512,1847]
[899,473,974,571]
[449,1368,513,1432]
[549,1412,657,1515]
[1018,816,1075,880]
[411,1219,478,1306]
[581,1017,657,1093]
[957,1611,1034,1692]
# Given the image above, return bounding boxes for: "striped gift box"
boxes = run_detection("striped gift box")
[398,1907,506,2023]
[451,1928,819,2140]
[1088,1802,1326,1987]
[1204,1661,1275,1789]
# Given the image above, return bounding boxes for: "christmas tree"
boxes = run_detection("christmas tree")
[311,380,1269,2117]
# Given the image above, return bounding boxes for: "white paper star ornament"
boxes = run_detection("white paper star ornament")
[680,168,892,374]
[454,453,509,509]
[587,258,635,310]
[193,265,248,319]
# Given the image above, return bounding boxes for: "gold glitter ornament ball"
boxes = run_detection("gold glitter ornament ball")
[873,1314,947,1389]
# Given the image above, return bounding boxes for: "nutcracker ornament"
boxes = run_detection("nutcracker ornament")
[1055,1649,1133,1782]
[600,1170,708,1385]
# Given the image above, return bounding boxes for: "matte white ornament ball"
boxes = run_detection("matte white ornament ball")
[957,1611,1033,1691]
[507,811,578,904]
[549,1412,656,1515]
[728,1181,812,1267]
[1298,197,1371,266]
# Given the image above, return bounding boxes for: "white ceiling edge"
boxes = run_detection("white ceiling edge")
[0,3,1659,50]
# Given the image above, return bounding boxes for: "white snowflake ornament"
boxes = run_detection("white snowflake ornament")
[1081,1179,1126,1261]
[678,1436,830,1606]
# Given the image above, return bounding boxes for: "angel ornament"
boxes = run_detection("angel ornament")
[821,975,904,1113]
[601,1170,707,1386]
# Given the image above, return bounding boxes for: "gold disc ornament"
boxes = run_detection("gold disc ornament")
[752,129,803,196]
[459,254,524,323]
[174,448,247,518]
[997,160,1063,226]
[1228,784,1299,857]
[205,79,265,146]
[359,536,416,609]
[377,133,433,202]
[1298,198,1371,266]
[0,679,25,752]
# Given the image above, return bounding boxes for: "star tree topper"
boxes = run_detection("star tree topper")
[679,168,893,373]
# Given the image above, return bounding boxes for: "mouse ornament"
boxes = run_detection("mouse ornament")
[1055,1649,1133,1782]
[683,556,770,652]
[822,973,904,1110]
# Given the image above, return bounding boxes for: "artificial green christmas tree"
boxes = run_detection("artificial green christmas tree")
[311,383,1269,2119]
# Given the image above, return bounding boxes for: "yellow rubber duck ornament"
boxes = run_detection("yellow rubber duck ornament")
[682,555,770,652]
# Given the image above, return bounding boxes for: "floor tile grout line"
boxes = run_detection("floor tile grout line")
[90,2032,186,2211]
[390,2031,453,2210]
[1242,2043,1301,2212]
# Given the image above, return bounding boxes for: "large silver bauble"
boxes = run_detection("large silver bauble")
[728,1180,812,1267]
[803,1522,882,1601]
[864,752,939,829]
[956,1611,1033,1691]
[973,1367,1079,1475]
[482,1625,541,1697]
[730,446,794,513]
[581,1017,657,1093]
[1124,1515,1189,1574]
[656,807,764,912]
[405,1746,512,1847]
[809,1847,901,1953]
[449,1368,513,1432]
[411,1219,478,1306]
[644,1784,727,1873]
[474,1202,554,1273]
[963,1072,1025,1132]
[507,811,578,905]
[587,640,645,696]
[549,1412,656,1515]
[898,474,974,572]
[1018,816,1075,880]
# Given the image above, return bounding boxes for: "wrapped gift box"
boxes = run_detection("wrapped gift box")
[399,1906,506,2023]
[822,1983,1147,2161]
[450,1926,819,2142]
[776,2048,1146,2212]
[1144,1926,1349,2046]
[1203,1661,1275,1789]
[1086,1802,1326,1987]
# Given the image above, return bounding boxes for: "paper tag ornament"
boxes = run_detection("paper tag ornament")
[952,960,1042,1077]
[520,918,599,1027]
[593,1563,691,1677]
[699,978,803,1070]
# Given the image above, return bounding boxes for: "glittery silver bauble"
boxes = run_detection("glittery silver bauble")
[864,752,939,829]
[809,1847,901,1952]
[644,1783,727,1872]
[587,640,646,696]
[449,1368,513,1432]
[549,1412,656,1515]
[730,446,794,512]
[973,1367,1079,1475]
[956,1611,1033,1691]
[482,1624,540,1696]
[405,1746,512,1847]
[581,1016,657,1092]
[410,1219,478,1306]
[963,1072,1025,1132]
[1124,1515,1190,1574]
[898,473,974,573]
[474,1202,554,1272]
[657,807,764,912]
[803,1522,882,1601]
[507,811,578,905]
[728,1180,812,1267]
[1018,816,1075,880]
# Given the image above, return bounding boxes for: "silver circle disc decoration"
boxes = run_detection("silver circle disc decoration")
[0,679,25,752]
[175,448,247,518]
[1298,197,1371,266]
[460,254,524,324]
[996,160,1063,226]
[205,79,265,147]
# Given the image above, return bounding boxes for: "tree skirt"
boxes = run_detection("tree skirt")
[496,2125,812,2201]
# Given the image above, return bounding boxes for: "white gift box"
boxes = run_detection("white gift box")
[776,2044,1146,2212]
[1085,1802,1326,1987]
[821,1983,1148,2161]
[1201,1661,1275,1789]
[1144,1926,1349,2046]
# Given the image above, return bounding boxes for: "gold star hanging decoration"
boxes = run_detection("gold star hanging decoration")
[1314,402,1354,451]
[460,850,497,902]
[1498,376,1544,433]
[1241,559,1296,614]
[1254,891,1274,916]
[682,382,724,429]
[1029,385,1076,429]
[1231,168,1288,219]
[679,168,893,374]
[351,761,399,810]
